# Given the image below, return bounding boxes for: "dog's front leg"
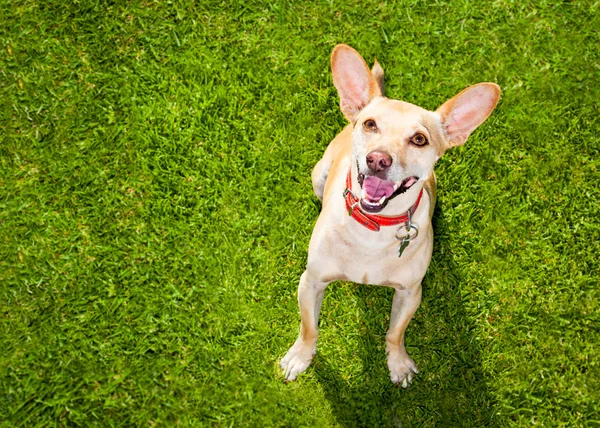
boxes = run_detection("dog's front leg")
[280,270,328,381]
[386,285,422,387]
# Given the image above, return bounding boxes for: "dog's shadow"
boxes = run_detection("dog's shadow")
[312,204,499,427]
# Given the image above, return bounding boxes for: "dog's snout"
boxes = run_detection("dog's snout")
[366,150,393,173]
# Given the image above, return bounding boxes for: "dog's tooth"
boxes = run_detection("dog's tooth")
[379,195,386,204]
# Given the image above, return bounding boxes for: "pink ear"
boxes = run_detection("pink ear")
[437,83,501,147]
[331,44,382,121]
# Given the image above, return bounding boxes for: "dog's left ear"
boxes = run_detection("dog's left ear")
[331,44,382,122]
[437,83,501,147]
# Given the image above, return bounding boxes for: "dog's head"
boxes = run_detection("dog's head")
[331,44,500,213]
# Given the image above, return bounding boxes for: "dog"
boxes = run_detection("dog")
[280,44,500,387]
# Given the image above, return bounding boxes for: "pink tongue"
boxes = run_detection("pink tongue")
[363,176,396,201]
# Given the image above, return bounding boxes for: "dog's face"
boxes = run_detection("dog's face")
[351,98,445,212]
[331,44,500,213]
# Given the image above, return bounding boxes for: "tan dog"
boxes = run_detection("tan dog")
[280,44,500,386]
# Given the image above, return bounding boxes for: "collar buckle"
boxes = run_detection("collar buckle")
[343,187,357,199]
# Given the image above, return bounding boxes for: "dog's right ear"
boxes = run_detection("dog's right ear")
[331,44,382,122]
[372,59,385,97]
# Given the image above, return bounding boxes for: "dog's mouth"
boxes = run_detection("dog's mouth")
[357,171,419,213]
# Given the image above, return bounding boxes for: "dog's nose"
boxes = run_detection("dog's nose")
[366,150,393,173]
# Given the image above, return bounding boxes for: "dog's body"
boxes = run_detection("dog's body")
[281,45,500,386]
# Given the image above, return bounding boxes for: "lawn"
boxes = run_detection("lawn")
[1,0,599,426]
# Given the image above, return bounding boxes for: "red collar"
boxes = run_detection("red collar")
[344,167,423,232]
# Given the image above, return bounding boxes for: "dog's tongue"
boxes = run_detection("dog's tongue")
[363,176,396,201]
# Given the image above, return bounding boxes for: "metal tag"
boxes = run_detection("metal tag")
[396,212,419,258]
[398,237,410,257]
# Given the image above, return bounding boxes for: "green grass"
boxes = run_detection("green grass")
[1,0,599,426]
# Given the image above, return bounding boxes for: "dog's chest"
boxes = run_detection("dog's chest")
[332,227,432,288]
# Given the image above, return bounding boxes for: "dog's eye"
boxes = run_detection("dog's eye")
[363,119,378,132]
[410,133,428,147]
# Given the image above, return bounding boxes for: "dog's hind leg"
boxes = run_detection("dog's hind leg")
[311,158,330,202]
[311,125,352,201]
[311,139,341,201]
[280,269,328,381]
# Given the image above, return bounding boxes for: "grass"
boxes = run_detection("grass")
[1,0,599,426]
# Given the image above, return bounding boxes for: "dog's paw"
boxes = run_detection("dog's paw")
[387,349,418,388]
[279,340,316,382]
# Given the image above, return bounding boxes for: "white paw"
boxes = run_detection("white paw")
[387,349,418,387]
[279,340,316,381]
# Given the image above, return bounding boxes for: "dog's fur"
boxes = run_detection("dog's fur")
[280,44,500,386]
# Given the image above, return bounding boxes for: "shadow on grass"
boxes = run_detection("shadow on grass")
[312,204,499,427]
